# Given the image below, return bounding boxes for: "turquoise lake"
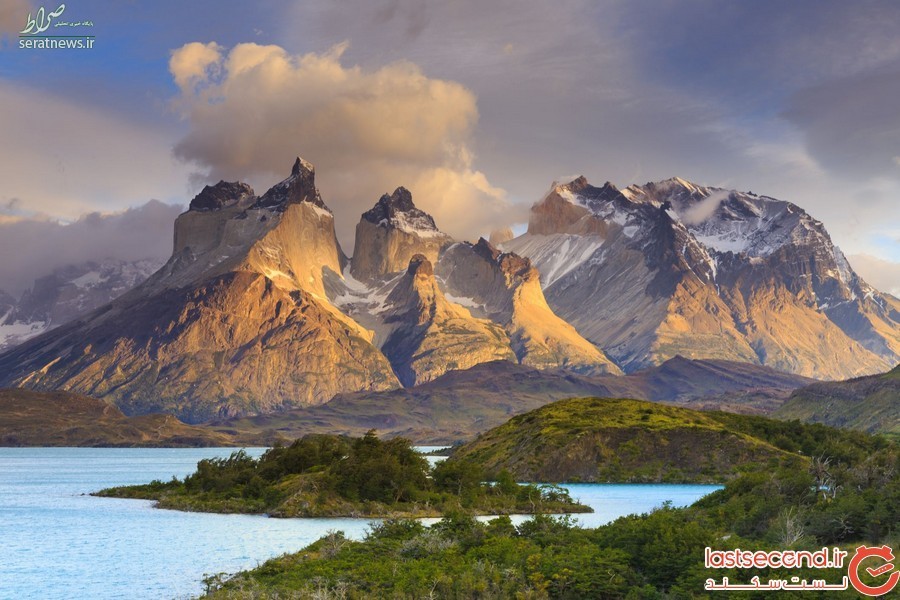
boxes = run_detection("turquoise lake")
[0,447,721,599]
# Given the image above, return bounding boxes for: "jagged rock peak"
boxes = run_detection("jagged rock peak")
[189,181,255,211]
[253,156,329,212]
[406,253,433,277]
[556,175,590,194]
[362,187,442,235]
[643,176,709,198]
[473,237,502,262]
[473,238,533,279]
[553,177,625,208]
[292,156,314,176]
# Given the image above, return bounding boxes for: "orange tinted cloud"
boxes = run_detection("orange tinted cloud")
[169,42,519,246]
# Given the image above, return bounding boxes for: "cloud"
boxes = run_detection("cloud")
[784,68,900,179]
[169,41,222,91]
[0,201,182,296]
[0,82,192,220]
[848,254,900,297]
[169,41,516,246]
[679,190,731,226]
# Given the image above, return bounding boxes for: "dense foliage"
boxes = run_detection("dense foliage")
[96,431,589,517]
[203,422,899,598]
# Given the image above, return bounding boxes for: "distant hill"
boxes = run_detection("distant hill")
[211,358,812,444]
[449,397,802,483]
[0,388,237,447]
[775,365,900,437]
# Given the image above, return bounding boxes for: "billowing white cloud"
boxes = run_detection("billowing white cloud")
[169,41,518,246]
[0,201,182,296]
[169,41,222,92]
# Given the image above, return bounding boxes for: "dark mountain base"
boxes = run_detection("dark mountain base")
[0,388,240,447]
[211,358,812,444]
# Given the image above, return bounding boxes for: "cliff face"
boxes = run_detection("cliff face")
[379,255,515,386]
[504,177,899,379]
[350,187,453,282]
[0,158,399,422]
[437,238,622,375]
[334,191,621,382]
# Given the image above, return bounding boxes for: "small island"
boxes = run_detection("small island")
[94,431,591,518]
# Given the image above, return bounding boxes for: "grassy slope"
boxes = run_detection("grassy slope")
[775,364,900,437]
[450,397,806,483]
[0,388,235,447]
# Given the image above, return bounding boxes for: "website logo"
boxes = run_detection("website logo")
[703,545,899,592]
[20,3,67,35]
[18,3,95,50]
[847,545,899,597]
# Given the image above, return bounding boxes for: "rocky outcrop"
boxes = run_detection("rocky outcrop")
[437,238,622,375]
[350,187,452,281]
[252,157,327,211]
[380,255,515,386]
[189,181,255,211]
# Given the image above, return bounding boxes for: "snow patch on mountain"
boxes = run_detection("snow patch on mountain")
[0,313,48,349]
[502,233,605,287]
[381,210,445,238]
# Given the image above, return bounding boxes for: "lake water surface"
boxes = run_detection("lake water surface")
[0,447,721,599]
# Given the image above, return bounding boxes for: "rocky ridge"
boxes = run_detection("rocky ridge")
[503,176,899,379]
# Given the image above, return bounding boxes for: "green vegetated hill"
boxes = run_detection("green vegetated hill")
[202,399,899,599]
[0,388,236,447]
[96,432,589,518]
[451,397,827,483]
[775,364,900,437]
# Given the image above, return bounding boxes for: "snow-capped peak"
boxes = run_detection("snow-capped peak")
[362,187,447,239]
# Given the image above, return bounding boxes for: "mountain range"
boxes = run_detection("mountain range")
[0,259,162,351]
[0,157,896,423]
[503,176,900,378]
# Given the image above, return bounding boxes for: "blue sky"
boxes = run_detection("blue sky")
[1,0,898,292]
